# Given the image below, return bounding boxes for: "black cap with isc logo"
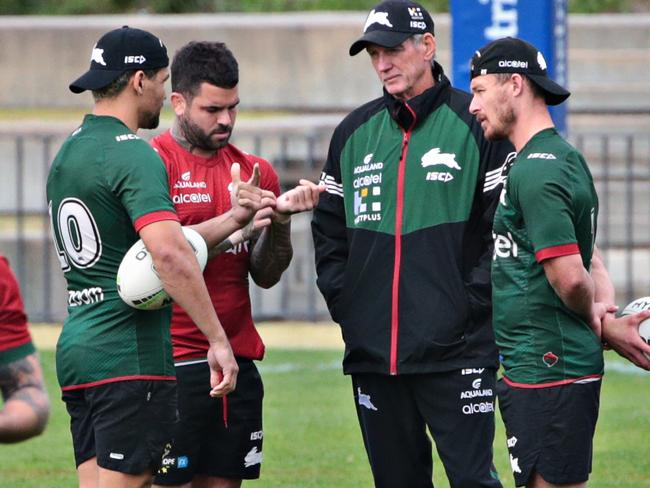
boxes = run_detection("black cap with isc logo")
[349,0,434,57]
[470,37,569,106]
[69,26,169,94]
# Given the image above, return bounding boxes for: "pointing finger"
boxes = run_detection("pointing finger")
[247,163,261,187]
[230,162,241,186]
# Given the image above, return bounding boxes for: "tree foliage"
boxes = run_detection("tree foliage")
[0,0,645,15]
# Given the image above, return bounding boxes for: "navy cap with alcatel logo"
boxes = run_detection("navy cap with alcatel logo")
[470,37,570,106]
[69,26,169,94]
[349,0,434,56]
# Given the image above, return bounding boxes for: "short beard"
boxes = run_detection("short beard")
[177,113,232,152]
[139,109,160,130]
[486,95,516,141]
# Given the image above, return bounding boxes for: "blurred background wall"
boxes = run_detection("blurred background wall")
[0,11,648,321]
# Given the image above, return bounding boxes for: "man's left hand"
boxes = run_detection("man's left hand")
[274,179,325,221]
[602,310,650,370]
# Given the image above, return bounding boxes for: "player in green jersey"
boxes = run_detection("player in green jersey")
[47,26,268,488]
[469,37,650,488]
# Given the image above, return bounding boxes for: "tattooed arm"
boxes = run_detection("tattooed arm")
[249,180,325,289]
[0,352,50,443]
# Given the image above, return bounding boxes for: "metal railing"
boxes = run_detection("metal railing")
[1,120,648,322]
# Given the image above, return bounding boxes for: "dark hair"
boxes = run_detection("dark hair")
[171,41,238,98]
[91,68,161,101]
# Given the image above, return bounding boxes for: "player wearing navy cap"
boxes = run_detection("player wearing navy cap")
[47,26,267,487]
[469,36,650,488]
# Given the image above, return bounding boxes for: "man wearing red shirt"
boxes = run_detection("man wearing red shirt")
[0,255,50,443]
[152,41,322,488]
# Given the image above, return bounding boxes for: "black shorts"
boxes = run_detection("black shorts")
[62,380,177,475]
[153,358,264,485]
[497,378,601,487]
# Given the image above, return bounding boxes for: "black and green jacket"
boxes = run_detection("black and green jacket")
[312,63,515,375]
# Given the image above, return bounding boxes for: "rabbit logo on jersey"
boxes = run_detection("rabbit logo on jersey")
[421,148,461,183]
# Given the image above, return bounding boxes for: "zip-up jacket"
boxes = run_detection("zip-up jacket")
[312,62,515,375]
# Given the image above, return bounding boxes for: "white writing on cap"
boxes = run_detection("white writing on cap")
[498,60,528,68]
[91,47,106,66]
[537,51,547,70]
[124,55,146,64]
[364,9,393,32]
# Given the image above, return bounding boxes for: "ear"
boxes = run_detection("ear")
[170,92,187,116]
[510,73,525,97]
[130,70,145,95]
[422,33,437,62]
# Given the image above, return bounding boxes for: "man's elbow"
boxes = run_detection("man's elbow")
[0,391,50,443]
[150,242,193,279]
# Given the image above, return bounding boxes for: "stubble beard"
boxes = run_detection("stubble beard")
[177,113,232,152]
[139,110,161,130]
[486,98,516,141]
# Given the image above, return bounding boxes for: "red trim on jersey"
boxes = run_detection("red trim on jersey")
[502,373,602,389]
[389,105,416,376]
[60,375,176,391]
[134,210,179,233]
[535,243,580,263]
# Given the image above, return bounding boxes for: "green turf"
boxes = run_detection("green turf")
[2,350,649,487]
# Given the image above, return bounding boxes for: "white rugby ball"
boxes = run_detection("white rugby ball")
[116,227,208,310]
[620,296,650,359]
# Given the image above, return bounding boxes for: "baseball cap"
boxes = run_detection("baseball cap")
[349,0,434,56]
[470,37,569,106]
[69,26,169,94]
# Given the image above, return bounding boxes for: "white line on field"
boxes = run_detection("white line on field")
[258,360,341,374]
[258,361,649,376]
[605,362,650,375]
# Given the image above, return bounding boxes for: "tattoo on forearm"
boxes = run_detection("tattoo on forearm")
[0,355,45,401]
[211,238,234,257]
[249,220,293,286]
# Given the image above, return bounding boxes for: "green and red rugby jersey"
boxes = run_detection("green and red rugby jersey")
[0,255,35,365]
[46,115,179,391]
[151,131,281,363]
[492,127,603,387]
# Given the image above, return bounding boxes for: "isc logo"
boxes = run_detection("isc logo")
[527,152,557,160]
[115,133,139,142]
[124,55,146,64]
[425,171,454,183]
[250,430,264,441]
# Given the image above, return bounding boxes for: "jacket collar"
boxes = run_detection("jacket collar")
[384,61,450,131]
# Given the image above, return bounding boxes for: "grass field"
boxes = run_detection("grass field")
[2,347,650,487]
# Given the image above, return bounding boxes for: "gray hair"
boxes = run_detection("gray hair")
[409,34,435,65]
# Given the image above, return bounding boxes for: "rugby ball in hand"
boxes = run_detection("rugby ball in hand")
[116,227,208,310]
[621,296,650,358]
